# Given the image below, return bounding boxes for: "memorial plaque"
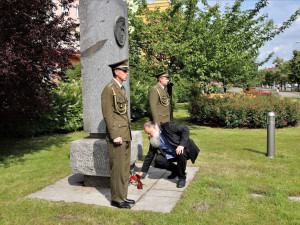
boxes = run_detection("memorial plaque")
[114,16,126,47]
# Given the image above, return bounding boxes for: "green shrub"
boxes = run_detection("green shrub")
[130,81,150,121]
[66,61,81,81]
[188,93,300,128]
[38,79,83,133]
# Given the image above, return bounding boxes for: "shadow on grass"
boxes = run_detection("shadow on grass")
[0,133,73,166]
[243,148,266,155]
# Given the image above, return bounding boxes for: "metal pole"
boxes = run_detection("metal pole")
[167,82,174,121]
[267,112,275,158]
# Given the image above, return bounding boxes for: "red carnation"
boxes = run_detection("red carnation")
[130,175,137,181]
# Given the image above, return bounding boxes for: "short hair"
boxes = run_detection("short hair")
[112,68,117,77]
[112,68,122,78]
[144,121,157,129]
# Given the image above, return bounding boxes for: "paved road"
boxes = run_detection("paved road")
[227,87,243,93]
[277,91,300,98]
[227,87,300,98]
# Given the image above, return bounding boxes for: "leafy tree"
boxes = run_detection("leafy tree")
[289,50,300,90]
[0,0,78,130]
[276,60,291,90]
[258,68,267,86]
[273,56,284,68]
[271,57,283,87]
[259,58,292,90]
[264,69,276,86]
[129,0,300,92]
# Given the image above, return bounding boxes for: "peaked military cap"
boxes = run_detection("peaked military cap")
[153,71,169,78]
[108,59,129,71]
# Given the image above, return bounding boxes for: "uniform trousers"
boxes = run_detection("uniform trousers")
[107,141,131,202]
[154,150,189,178]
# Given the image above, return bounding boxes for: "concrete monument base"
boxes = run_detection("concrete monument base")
[82,163,138,188]
[70,131,143,186]
[84,175,110,188]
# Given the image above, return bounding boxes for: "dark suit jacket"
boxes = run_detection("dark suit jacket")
[141,122,200,173]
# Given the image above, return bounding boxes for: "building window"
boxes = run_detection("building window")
[76,5,79,19]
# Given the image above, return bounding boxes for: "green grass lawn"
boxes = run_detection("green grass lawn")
[1,104,300,225]
[290,97,300,102]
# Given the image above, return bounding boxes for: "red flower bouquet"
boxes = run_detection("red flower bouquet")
[129,171,143,189]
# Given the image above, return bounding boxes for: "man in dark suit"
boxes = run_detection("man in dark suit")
[137,121,200,188]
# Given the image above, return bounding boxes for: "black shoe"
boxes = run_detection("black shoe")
[167,172,177,179]
[177,178,186,188]
[124,198,135,204]
[111,201,131,209]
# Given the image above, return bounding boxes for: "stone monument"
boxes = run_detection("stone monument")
[70,0,143,187]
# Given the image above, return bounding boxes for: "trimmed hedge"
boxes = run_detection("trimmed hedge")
[188,93,300,128]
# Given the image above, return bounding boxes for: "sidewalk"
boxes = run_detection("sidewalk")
[277,91,300,98]
[27,164,199,213]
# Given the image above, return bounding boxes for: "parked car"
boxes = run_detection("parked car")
[245,87,271,94]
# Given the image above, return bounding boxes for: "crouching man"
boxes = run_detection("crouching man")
[137,121,200,188]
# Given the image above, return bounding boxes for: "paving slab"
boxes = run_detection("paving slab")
[27,163,199,213]
[288,196,300,201]
[131,193,179,213]
[251,193,264,198]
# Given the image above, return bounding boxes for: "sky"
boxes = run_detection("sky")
[203,0,300,69]
[147,0,300,69]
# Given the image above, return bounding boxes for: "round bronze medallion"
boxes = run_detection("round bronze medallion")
[114,16,126,47]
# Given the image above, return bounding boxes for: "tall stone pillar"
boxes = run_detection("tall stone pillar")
[70,0,143,187]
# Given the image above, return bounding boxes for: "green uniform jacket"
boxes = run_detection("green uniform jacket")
[101,79,131,141]
[149,84,171,123]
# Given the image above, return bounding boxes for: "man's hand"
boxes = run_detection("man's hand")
[113,137,123,145]
[176,145,184,155]
[137,171,143,178]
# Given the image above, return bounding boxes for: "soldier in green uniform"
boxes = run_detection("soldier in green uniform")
[149,71,171,123]
[101,59,135,209]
